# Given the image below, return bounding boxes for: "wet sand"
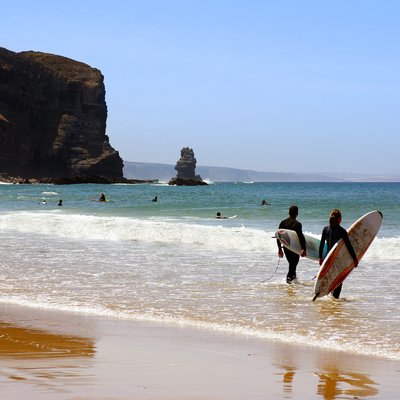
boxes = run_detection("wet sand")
[0,303,399,399]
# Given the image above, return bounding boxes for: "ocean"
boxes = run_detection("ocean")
[0,181,399,360]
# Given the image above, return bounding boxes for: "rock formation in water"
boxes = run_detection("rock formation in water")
[169,147,207,185]
[0,47,123,180]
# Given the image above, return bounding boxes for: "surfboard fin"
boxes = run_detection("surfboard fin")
[312,293,319,302]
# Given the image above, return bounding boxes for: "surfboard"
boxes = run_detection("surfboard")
[216,215,237,219]
[313,210,383,301]
[275,229,327,261]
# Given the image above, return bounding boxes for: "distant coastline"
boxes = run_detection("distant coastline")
[123,161,400,183]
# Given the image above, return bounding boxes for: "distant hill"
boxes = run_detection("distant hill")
[123,161,400,183]
[123,162,342,182]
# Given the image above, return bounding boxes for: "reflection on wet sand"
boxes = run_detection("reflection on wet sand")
[282,365,296,394]
[276,363,379,399]
[0,321,95,394]
[316,370,378,399]
[0,322,95,359]
[274,363,296,395]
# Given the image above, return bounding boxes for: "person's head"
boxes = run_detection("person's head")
[288,205,298,218]
[329,208,342,227]
[216,212,221,217]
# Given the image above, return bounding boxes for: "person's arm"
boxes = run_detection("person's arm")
[276,238,284,258]
[277,222,284,258]
[319,228,327,265]
[296,222,307,257]
[341,228,359,267]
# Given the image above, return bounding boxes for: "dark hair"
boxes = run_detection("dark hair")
[329,208,341,227]
[289,205,298,217]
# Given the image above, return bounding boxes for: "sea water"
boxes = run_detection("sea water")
[0,182,399,360]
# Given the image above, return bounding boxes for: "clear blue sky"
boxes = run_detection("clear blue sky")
[2,1,399,175]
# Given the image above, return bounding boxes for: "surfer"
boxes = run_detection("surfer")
[152,196,158,202]
[261,199,271,206]
[99,193,106,202]
[277,205,307,283]
[216,212,227,219]
[58,199,63,206]
[318,209,358,299]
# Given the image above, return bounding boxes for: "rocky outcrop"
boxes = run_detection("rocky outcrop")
[169,177,208,186]
[169,147,207,185]
[0,47,123,179]
[0,173,158,185]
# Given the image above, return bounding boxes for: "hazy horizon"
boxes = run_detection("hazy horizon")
[123,160,400,182]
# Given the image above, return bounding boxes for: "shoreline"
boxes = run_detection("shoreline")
[0,303,399,399]
[0,174,158,185]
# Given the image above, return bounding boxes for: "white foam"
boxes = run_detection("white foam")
[0,211,396,258]
[41,191,59,195]
[0,212,275,252]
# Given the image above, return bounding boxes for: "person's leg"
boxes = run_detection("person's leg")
[332,283,342,299]
[284,249,299,283]
[288,258,299,281]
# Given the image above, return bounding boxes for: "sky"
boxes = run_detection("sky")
[2,1,399,175]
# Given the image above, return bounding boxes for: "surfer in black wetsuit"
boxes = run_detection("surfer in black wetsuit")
[319,209,358,299]
[277,205,307,283]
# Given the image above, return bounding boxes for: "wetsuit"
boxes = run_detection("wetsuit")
[277,217,306,282]
[319,225,357,298]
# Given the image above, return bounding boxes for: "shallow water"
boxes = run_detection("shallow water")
[0,182,398,360]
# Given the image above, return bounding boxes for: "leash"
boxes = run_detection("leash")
[261,257,281,283]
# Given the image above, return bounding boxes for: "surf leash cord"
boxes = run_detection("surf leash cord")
[261,257,281,283]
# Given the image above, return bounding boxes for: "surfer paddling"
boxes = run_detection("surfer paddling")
[216,212,227,219]
[318,209,358,299]
[277,205,307,283]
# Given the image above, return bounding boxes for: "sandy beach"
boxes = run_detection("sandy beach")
[0,304,398,400]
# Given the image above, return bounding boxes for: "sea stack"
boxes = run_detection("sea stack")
[169,147,207,186]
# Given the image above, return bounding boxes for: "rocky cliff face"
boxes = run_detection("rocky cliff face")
[0,47,123,179]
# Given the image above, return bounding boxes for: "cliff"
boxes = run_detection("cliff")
[0,47,123,179]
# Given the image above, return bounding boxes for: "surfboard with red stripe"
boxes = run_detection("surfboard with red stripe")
[313,210,383,300]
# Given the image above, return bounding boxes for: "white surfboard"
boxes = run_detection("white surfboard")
[313,210,383,300]
[216,215,237,220]
[275,229,327,261]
